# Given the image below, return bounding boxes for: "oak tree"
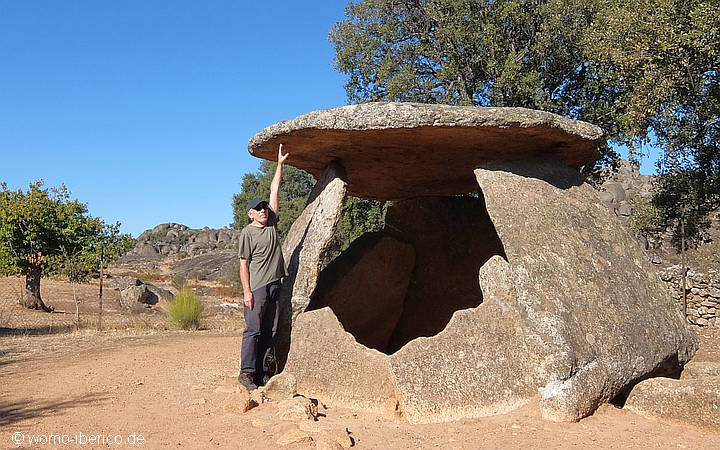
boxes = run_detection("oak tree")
[0,181,134,311]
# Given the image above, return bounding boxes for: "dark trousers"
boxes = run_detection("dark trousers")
[241,280,280,382]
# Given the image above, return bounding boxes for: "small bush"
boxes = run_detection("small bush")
[168,288,203,330]
[628,195,664,236]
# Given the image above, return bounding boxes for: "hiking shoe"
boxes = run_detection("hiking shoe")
[238,373,257,391]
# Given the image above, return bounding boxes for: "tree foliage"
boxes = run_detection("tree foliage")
[0,181,134,310]
[232,164,387,255]
[330,1,618,134]
[585,0,720,246]
[231,161,315,238]
[331,0,719,246]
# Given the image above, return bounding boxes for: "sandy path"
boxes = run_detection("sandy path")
[1,332,719,449]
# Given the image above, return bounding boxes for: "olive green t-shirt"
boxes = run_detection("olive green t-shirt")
[238,209,287,292]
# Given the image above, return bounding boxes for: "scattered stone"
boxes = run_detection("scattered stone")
[145,283,174,302]
[120,285,157,307]
[250,388,268,406]
[316,429,354,448]
[222,389,257,414]
[277,395,320,421]
[275,426,313,446]
[625,377,720,432]
[250,419,271,428]
[315,438,344,450]
[108,276,143,291]
[264,372,298,396]
[681,361,720,379]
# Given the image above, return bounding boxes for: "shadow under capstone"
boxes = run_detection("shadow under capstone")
[308,195,507,354]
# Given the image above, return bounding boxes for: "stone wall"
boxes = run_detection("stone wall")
[662,266,720,327]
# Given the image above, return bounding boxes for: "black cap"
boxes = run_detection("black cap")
[247,197,266,211]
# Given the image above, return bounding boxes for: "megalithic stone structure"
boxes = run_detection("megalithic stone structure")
[248,102,698,423]
[273,160,347,371]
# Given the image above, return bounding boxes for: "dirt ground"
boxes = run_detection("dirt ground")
[1,327,719,449]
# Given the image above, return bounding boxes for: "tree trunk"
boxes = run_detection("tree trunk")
[20,265,52,312]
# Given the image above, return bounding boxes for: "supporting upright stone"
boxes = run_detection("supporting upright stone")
[472,159,698,421]
[275,160,348,370]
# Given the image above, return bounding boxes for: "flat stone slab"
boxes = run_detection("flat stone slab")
[248,102,604,200]
[625,376,720,431]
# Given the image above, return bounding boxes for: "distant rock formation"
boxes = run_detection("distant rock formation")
[114,223,242,280]
[598,159,654,219]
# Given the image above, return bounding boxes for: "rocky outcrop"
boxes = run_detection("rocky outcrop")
[170,250,239,281]
[114,223,242,273]
[597,159,654,213]
[249,102,603,199]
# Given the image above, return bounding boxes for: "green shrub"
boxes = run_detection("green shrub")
[628,195,664,236]
[168,288,203,330]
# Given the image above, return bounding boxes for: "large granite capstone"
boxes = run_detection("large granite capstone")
[248,102,698,423]
[248,102,603,199]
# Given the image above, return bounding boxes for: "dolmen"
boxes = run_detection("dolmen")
[247,102,698,423]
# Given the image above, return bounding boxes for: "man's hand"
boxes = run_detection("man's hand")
[278,143,289,165]
[270,144,289,213]
[243,290,254,310]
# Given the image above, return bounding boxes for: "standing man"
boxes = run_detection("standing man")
[237,144,289,391]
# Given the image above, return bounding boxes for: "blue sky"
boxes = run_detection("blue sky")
[1,1,347,237]
[1,1,658,237]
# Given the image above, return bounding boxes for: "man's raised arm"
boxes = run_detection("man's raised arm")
[269,144,289,214]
